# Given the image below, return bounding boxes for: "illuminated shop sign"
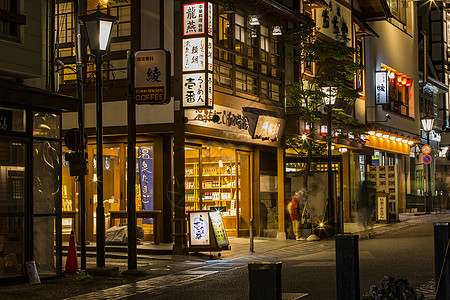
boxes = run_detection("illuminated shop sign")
[189,211,210,246]
[183,73,213,108]
[377,195,388,221]
[182,1,213,109]
[253,115,284,140]
[133,49,171,105]
[375,71,388,105]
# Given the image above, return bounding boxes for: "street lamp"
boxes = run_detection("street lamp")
[421,114,434,213]
[323,87,338,234]
[80,6,117,268]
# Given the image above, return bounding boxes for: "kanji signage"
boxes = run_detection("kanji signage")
[253,115,285,141]
[0,109,12,132]
[183,2,205,36]
[182,1,213,109]
[375,71,388,105]
[377,194,388,221]
[133,49,171,104]
[183,73,213,108]
[183,38,206,72]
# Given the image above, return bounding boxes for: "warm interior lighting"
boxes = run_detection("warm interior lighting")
[402,77,407,85]
[389,135,396,141]
[408,141,414,145]
[368,131,376,135]
[382,134,389,139]
[406,79,411,87]
[375,132,382,137]
[319,222,324,228]
[302,134,307,140]
[321,125,327,135]
[402,139,408,144]
[396,137,402,142]
[388,72,395,79]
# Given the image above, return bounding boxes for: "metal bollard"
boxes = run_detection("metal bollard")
[248,262,282,300]
[434,222,450,299]
[335,234,360,300]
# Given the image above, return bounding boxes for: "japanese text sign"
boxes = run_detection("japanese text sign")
[183,73,213,108]
[377,195,387,221]
[375,71,388,105]
[133,49,171,105]
[182,1,213,109]
[189,211,210,246]
[183,2,205,36]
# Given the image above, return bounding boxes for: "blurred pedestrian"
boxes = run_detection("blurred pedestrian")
[288,188,307,241]
[358,173,375,239]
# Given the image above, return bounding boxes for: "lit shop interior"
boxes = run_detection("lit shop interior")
[185,145,252,237]
[62,144,155,242]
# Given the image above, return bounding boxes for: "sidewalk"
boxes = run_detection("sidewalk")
[1,212,448,300]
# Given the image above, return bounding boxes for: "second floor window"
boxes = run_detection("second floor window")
[0,0,25,42]
[214,5,284,103]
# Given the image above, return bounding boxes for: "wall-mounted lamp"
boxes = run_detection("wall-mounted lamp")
[249,15,260,26]
[272,26,282,36]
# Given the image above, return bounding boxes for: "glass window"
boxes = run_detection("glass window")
[0,216,25,278]
[34,141,60,214]
[33,216,56,277]
[0,107,25,133]
[214,65,232,88]
[0,0,24,42]
[33,112,60,139]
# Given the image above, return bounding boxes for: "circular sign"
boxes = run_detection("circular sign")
[422,145,432,155]
[423,154,432,164]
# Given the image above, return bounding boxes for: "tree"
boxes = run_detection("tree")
[286,25,367,188]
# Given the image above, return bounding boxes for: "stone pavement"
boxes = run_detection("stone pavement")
[1,212,448,300]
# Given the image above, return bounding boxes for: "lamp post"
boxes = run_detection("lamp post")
[80,6,117,267]
[324,87,337,234]
[421,115,434,213]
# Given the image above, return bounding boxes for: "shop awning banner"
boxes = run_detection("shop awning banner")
[138,147,153,224]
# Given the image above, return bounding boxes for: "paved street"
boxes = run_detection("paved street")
[63,213,446,300]
[1,213,447,299]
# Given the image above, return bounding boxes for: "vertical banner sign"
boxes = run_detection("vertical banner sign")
[375,71,388,105]
[377,195,387,221]
[134,49,171,105]
[182,1,214,109]
[138,147,153,224]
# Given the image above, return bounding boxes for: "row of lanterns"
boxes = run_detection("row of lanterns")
[367,130,419,145]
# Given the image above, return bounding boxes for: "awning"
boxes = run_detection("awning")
[355,0,391,21]
[353,10,379,38]
[304,0,328,9]
[0,81,78,112]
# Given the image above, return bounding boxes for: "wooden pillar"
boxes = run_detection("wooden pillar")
[277,146,285,239]
[253,148,260,237]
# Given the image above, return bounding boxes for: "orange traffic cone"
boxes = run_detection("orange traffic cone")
[64,230,79,274]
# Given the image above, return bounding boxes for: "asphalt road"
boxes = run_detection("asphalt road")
[126,220,439,300]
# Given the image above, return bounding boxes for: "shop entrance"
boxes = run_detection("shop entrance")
[185,145,253,237]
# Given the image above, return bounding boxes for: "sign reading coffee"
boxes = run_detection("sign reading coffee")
[134,49,171,105]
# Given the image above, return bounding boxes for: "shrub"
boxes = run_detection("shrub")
[362,276,424,300]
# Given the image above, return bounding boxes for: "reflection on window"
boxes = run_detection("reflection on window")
[387,0,407,26]
[33,112,60,139]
